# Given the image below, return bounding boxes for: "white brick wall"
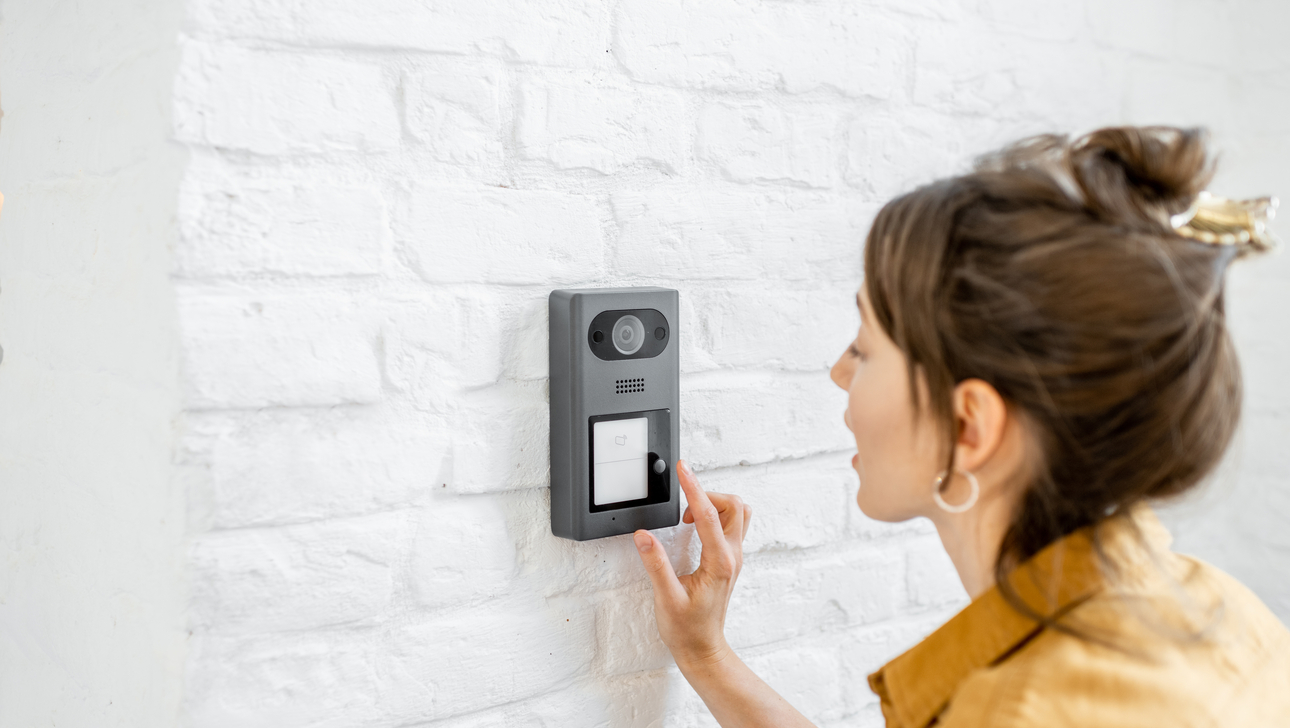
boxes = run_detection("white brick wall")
[5,1,1289,727]
[168,1,1290,725]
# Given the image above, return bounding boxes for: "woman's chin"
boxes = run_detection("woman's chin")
[855,485,913,523]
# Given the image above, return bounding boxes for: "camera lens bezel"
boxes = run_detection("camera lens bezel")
[587,308,669,361]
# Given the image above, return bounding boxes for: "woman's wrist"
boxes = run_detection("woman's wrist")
[673,639,736,677]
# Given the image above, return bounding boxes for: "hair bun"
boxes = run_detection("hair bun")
[1069,126,1214,229]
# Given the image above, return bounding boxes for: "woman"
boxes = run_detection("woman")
[631,127,1290,726]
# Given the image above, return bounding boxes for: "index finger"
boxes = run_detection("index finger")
[676,459,727,554]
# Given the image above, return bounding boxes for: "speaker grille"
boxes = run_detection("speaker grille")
[615,377,645,394]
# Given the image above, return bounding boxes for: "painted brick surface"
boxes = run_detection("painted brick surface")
[613,0,904,98]
[517,71,690,174]
[177,171,387,278]
[395,185,606,284]
[175,41,400,154]
[167,1,1289,727]
[178,287,382,409]
[697,100,843,188]
[403,57,507,167]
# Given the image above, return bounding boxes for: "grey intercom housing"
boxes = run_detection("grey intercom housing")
[549,287,680,541]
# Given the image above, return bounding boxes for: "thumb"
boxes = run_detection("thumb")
[633,530,684,603]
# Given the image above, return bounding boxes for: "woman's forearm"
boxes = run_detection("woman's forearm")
[676,645,817,728]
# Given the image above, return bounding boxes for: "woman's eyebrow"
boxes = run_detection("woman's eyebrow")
[855,292,869,325]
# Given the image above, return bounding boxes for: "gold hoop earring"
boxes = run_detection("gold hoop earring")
[932,468,979,514]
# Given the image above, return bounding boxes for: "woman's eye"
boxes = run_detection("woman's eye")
[848,344,867,362]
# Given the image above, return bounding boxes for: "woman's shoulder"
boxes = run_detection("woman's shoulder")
[940,554,1290,727]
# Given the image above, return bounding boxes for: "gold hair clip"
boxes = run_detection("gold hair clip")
[1171,192,1280,256]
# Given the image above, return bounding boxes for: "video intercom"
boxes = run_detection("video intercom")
[549,287,680,541]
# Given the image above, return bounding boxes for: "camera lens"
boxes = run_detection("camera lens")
[611,315,645,355]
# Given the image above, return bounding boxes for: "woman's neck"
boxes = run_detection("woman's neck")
[928,487,1020,600]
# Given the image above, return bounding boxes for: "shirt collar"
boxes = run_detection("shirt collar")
[867,504,1173,728]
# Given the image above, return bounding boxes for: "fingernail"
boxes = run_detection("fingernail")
[679,460,692,477]
[634,531,651,552]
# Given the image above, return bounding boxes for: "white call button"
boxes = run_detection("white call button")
[593,417,649,505]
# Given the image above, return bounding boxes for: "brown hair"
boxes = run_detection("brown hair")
[863,126,1245,631]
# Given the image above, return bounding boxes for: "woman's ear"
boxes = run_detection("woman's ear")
[951,378,1009,474]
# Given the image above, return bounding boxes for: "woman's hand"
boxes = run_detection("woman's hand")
[633,459,752,669]
[634,461,814,727]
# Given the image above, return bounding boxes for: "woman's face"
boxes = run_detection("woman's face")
[830,286,945,522]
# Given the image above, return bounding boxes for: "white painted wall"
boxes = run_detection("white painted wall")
[2,0,1287,726]
[1150,0,1290,627]
[0,0,189,726]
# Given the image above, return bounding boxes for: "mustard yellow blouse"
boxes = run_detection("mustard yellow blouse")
[868,505,1290,727]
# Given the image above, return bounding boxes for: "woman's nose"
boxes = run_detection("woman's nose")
[829,356,850,391]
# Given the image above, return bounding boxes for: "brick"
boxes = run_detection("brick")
[426,685,611,728]
[698,457,852,553]
[744,647,843,723]
[403,58,505,167]
[846,506,940,542]
[187,602,596,727]
[680,370,854,471]
[505,488,701,598]
[611,187,869,284]
[1232,1,1290,72]
[1125,58,1234,131]
[644,669,732,728]
[600,670,695,728]
[1086,0,1176,58]
[905,535,969,609]
[395,184,606,285]
[181,409,448,529]
[835,705,887,728]
[1239,410,1290,481]
[175,41,399,154]
[697,100,842,188]
[685,284,861,374]
[845,110,973,202]
[377,288,506,397]
[379,286,548,393]
[1173,0,1238,69]
[500,292,552,382]
[410,496,516,610]
[176,174,386,277]
[974,0,1085,42]
[912,27,1119,129]
[517,72,689,174]
[189,513,404,634]
[377,287,551,405]
[725,547,903,649]
[838,619,948,714]
[381,598,595,721]
[613,0,904,98]
[187,0,611,68]
[447,380,550,493]
[594,581,672,676]
[861,0,968,21]
[1231,290,1290,417]
[178,287,382,409]
[184,632,382,727]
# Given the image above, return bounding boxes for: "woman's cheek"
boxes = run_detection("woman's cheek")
[849,378,883,456]
[850,375,913,520]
